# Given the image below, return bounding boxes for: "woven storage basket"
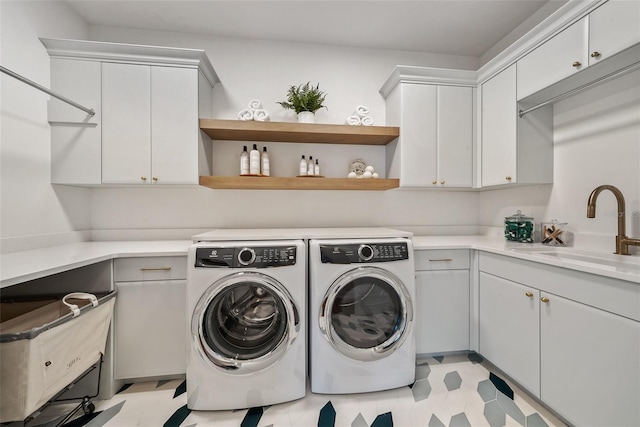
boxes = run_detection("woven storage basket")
[0,291,115,422]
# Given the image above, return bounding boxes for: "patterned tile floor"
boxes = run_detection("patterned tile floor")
[33,353,567,427]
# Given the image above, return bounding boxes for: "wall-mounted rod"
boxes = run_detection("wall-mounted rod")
[519,61,640,118]
[0,65,95,117]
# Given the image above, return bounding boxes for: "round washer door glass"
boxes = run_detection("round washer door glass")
[193,271,299,372]
[320,266,413,362]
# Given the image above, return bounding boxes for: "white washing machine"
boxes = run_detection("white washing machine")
[308,237,416,394]
[186,240,306,410]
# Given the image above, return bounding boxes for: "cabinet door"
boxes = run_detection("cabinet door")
[481,65,517,187]
[415,269,469,354]
[479,272,540,396]
[517,17,588,100]
[589,0,640,65]
[400,84,437,187]
[114,279,186,379]
[151,67,199,184]
[437,86,473,187]
[102,63,151,184]
[540,293,640,427]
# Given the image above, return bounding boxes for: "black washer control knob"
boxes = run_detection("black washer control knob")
[238,248,256,265]
[358,244,374,261]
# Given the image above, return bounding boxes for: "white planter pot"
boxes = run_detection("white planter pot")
[297,111,315,124]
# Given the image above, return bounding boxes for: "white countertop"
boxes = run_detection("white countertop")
[0,240,192,288]
[2,234,638,287]
[413,235,640,284]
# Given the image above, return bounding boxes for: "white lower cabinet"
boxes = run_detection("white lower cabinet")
[113,257,187,380]
[478,252,640,426]
[479,272,540,396]
[414,250,470,354]
[540,293,640,427]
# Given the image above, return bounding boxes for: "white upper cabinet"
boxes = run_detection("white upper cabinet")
[517,17,589,100]
[517,0,640,101]
[481,64,553,188]
[481,65,517,187]
[589,0,640,65]
[436,86,474,187]
[102,63,198,184]
[381,66,475,188]
[102,63,152,184]
[151,67,199,184]
[42,38,218,186]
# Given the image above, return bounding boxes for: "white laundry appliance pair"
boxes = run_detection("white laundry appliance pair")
[186,230,415,410]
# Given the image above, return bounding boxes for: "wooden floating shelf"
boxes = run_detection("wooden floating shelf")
[199,119,399,145]
[199,176,400,191]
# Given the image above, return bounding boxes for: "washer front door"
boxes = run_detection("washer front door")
[319,266,413,362]
[192,271,300,373]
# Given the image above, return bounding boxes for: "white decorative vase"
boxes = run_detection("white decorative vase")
[297,111,315,123]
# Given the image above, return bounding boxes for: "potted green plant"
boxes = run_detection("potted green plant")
[277,82,327,123]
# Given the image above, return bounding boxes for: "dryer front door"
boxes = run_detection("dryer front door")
[192,271,300,373]
[319,266,413,362]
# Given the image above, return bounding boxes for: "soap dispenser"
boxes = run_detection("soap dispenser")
[249,144,260,175]
[299,155,307,176]
[307,156,314,176]
[261,147,270,176]
[240,145,249,176]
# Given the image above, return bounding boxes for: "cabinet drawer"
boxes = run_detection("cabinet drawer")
[114,256,187,282]
[414,249,469,270]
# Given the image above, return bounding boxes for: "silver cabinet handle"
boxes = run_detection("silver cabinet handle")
[140,267,172,271]
[429,258,453,262]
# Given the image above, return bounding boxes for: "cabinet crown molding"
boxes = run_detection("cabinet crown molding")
[477,0,608,83]
[40,37,220,87]
[379,65,477,97]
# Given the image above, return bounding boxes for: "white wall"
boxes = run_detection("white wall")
[0,1,91,252]
[86,25,481,237]
[2,3,638,251]
[479,69,640,252]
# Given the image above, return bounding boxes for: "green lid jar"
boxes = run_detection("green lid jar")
[504,210,534,243]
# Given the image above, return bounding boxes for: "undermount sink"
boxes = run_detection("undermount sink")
[510,246,640,272]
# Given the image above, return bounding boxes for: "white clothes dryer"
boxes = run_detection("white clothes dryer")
[186,240,306,410]
[308,237,416,394]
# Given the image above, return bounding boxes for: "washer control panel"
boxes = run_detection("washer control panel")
[320,242,409,264]
[195,246,297,268]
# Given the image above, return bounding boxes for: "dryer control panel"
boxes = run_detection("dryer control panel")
[195,246,297,268]
[320,242,409,264]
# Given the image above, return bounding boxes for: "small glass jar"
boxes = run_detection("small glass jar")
[541,220,568,246]
[504,210,535,243]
